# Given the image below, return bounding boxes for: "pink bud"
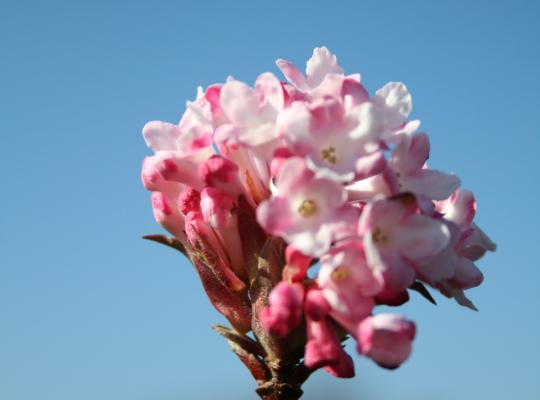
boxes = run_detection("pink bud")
[184,210,245,293]
[178,187,201,215]
[199,155,244,196]
[260,282,304,337]
[152,152,204,190]
[151,192,185,239]
[304,316,354,378]
[324,351,355,378]
[198,187,246,280]
[357,314,416,369]
[304,288,331,321]
[141,156,181,197]
[200,187,235,229]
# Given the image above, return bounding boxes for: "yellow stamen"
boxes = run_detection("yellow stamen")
[372,227,389,244]
[321,146,337,165]
[298,199,317,217]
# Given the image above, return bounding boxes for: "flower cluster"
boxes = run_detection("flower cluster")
[141,47,496,379]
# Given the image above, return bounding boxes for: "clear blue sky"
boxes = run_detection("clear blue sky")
[1,1,539,399]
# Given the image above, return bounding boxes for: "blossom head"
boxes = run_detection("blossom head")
[141,46,496,386]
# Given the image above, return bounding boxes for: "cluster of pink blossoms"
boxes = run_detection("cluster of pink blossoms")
[142,47,496,378]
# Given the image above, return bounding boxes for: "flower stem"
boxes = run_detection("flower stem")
[255,360,304,400]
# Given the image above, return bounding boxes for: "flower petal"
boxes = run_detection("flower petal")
[220,80,261,126]
[255,72,284,115]
[397,214,451,265]
[374,82,412,128]
[402,169,461,200]
[142,121,181,152]
[391,132,429,175]
[306,47,344,88]
[276,58,310,91]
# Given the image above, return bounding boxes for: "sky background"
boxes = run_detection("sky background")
[1,0,539,399]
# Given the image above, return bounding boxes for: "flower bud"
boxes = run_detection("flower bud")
[304,288,330,321]
[324,351,355,378]
[304,317,355,378]
[141,156,181,197]
[178,187,201,215]
[200,187,235,229]
[184,210,245,293]
[260,282,304,337]
[200,187,246,280]
[199,155,244,196]
[151,192,185,239]
[357,314,416,369]
[152,152,204,190]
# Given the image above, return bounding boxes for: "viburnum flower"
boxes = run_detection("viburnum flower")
[141,47,496,400]
[256,156,358,256]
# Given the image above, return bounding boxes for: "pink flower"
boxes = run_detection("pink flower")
[357,314,416,369]
[277,47,369,107]
[260,281,304,337]
[141,46,497,383]
[320,240,384,297]
[418,189,496,309]
[216,73,284,147]
[416,189,478,284]
[318,240,381,333]
[256,157,352,256]
[213,72,286,202]
[359,194,451,295]
[389,133,461,200]
[278,97,386,182]
[276,47,344,93]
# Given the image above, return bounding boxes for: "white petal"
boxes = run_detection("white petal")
[306,47,344,88]
[142,121,181,152]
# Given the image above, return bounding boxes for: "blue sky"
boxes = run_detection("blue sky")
[1,1,539,399]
